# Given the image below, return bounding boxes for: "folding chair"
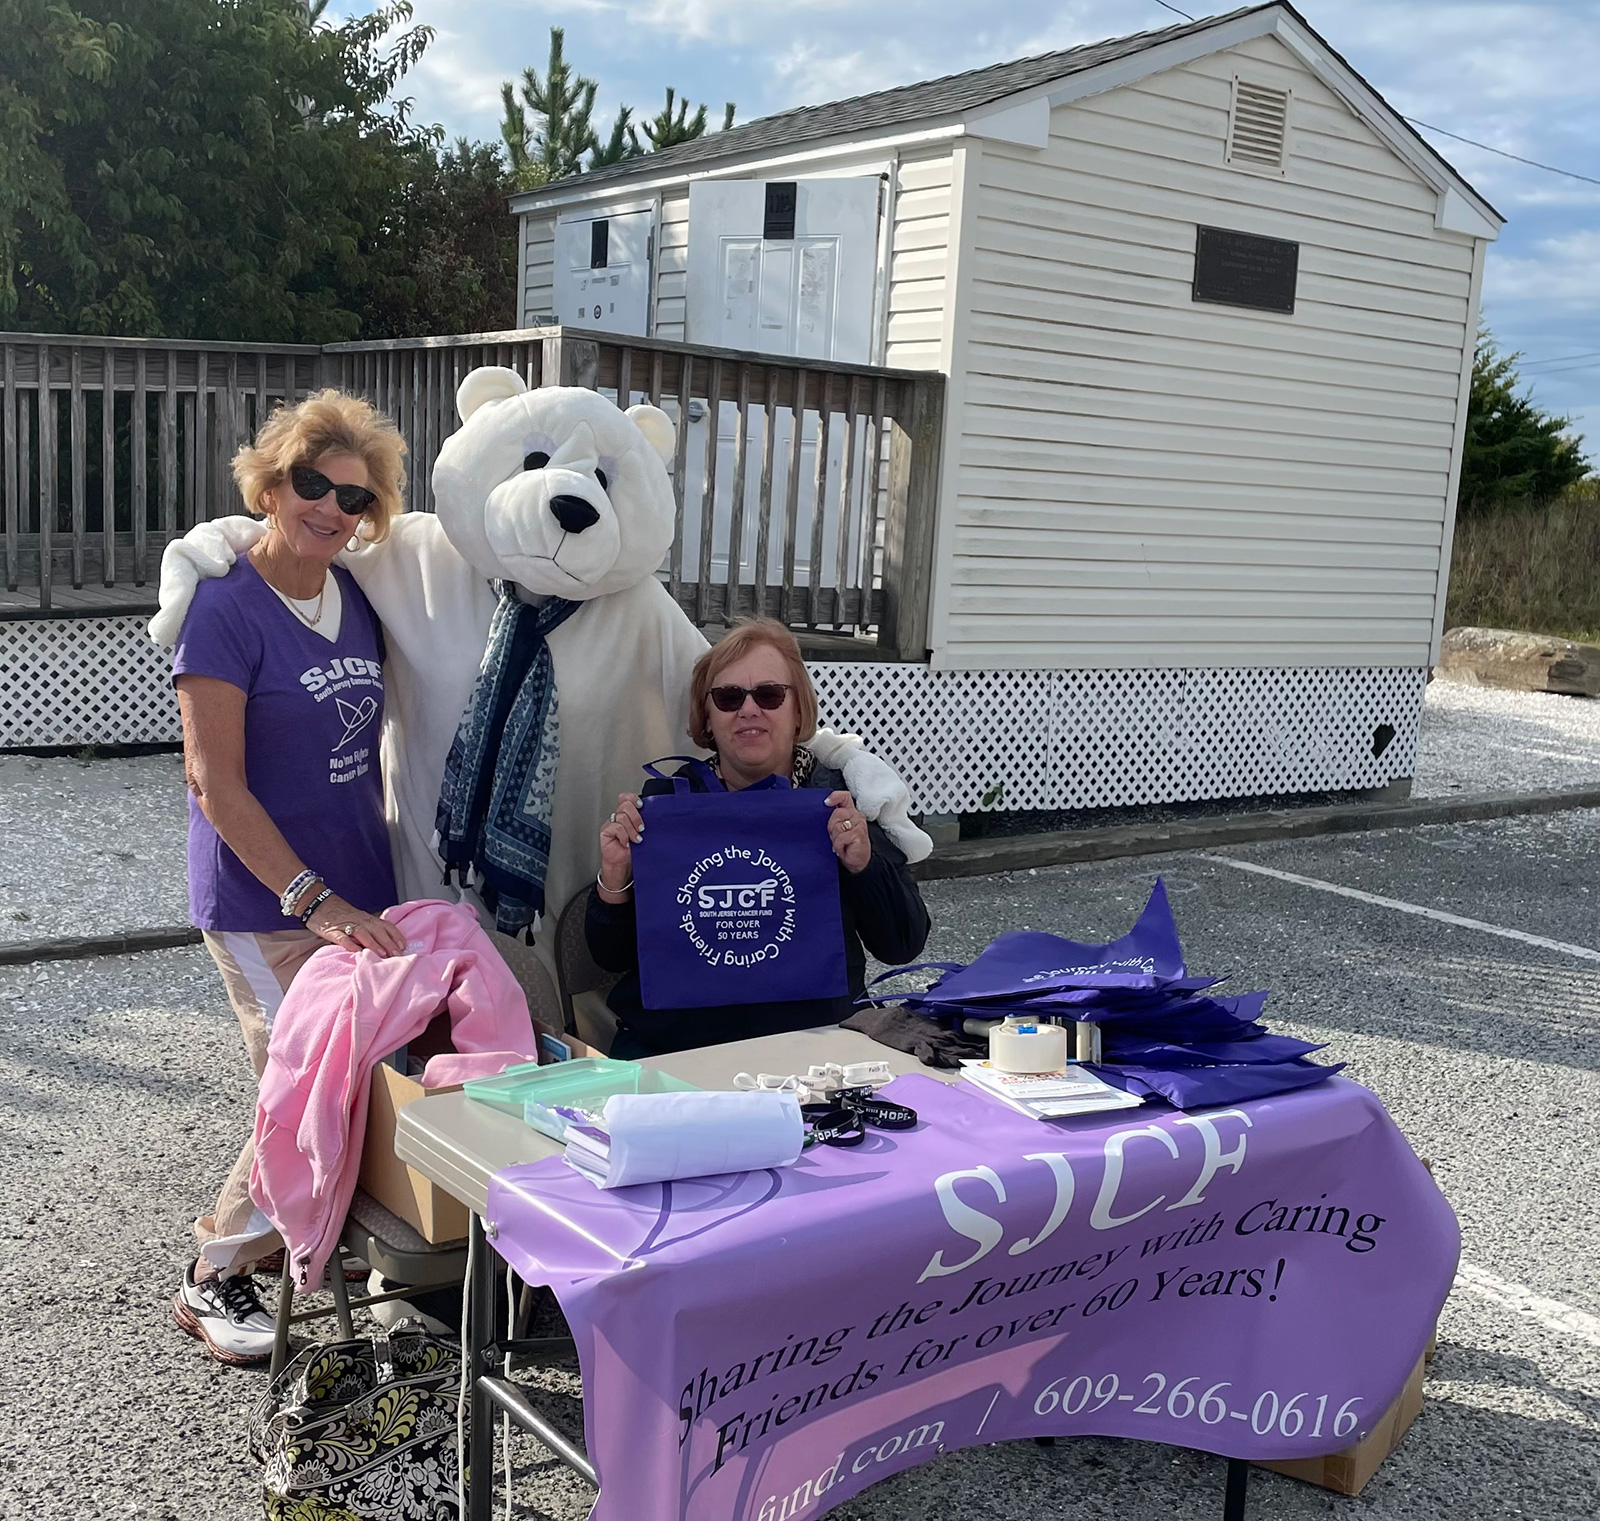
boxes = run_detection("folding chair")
[553,885,620,1053]
[270,1188,467,1378]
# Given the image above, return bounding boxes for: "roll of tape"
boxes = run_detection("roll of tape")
[989,1021,1069,1074]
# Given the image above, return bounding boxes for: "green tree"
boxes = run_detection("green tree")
[0,1,123,316]
[3,0,437,343]
[1460,335,1590,514]
[629,87,735,152]
[589,107,639,170]
[500,27,600,189]
[501,30,734,185]
[356,138,519,338]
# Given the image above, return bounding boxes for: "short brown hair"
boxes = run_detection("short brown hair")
[232,389,406,543]
[688,618,818,749]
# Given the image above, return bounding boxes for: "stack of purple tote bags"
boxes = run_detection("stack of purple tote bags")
[862,878,1342,1110]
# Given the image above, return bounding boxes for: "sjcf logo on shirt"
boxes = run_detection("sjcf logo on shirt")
[676,847,798,968]
[332,695,378,749]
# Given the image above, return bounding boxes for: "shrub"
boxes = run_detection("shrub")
[1446,485,1600,643]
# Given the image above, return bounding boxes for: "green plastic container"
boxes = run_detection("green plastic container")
[463,1057,700,1141]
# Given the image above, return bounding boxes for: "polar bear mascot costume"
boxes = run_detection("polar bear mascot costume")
[152,370,930,974]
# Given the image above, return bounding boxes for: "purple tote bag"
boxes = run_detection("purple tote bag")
[631,760,848,1010]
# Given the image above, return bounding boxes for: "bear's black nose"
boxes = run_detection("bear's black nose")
[549,494,600,534]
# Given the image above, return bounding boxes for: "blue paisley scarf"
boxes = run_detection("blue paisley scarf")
[436,586,580,935]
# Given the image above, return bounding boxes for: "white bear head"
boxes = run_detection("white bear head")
[430,369,677,600]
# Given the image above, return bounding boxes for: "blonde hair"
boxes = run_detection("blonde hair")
[688,618,818,749]
[232,389,406,544]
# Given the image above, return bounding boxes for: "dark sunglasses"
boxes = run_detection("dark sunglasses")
[289,464,378,518]
[709,682,791,713]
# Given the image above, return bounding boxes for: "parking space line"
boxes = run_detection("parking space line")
[1455,1263,1600,1346]
[1199,855,1600,964]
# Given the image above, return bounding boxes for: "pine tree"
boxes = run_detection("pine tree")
[589,107,638,170]
[1459,335,1590,514]
[628,87,735,153]
[499,27,599,190]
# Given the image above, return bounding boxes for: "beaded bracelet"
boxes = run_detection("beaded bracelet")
[279,869,322,919]
[297,886,334,927]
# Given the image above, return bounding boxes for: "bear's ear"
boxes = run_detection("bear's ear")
[457,366,528,423]
[626,403,676,464]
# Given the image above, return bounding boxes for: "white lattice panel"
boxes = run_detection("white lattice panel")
[1,622,1425,817]
[0,616,178,747]
[809,664,1427,814]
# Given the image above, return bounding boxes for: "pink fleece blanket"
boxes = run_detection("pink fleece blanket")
[251,899,537,1288]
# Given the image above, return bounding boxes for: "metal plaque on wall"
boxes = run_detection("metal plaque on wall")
[1192,225,1299,313]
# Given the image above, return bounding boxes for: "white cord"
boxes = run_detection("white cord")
[457,1225,474,1518]
[504,1271,516,1520]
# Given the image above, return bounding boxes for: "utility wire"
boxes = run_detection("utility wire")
[1405,119,1600,189]
[1518,350,1600,371]
[1520,361,1600,380]
[1146,3,1597,189]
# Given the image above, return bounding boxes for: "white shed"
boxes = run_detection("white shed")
[508,2,1500,816]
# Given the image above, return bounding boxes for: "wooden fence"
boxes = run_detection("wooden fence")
[0,337,320,606]
[0,328,943,656]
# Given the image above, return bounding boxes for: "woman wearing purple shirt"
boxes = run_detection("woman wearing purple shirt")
[169,391,407,1365]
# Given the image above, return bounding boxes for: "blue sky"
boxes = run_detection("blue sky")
[369,0,1600,451]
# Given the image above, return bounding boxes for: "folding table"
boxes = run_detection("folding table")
[394,1026,1254,1521]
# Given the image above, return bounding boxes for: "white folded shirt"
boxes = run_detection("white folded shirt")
[562,1090,805,1189]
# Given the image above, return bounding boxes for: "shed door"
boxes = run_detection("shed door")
[686,178,881,363]
[553,209,653,336]
[677,178,880,598]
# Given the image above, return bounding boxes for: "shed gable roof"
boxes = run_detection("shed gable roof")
[557,7,1242,190]
[517,2,1498,233]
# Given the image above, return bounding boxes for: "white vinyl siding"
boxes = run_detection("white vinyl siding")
[938,32,1477,669]
[521,215,555,326]
[652,192,690,341]
[885,149,954,369]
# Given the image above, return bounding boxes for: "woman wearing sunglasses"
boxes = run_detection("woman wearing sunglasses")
[585,618,931,1057]
[169,391,408,1365]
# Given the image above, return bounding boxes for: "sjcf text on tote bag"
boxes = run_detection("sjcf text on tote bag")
[631,760,848,1009]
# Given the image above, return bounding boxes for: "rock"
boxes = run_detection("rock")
[1436,626,1600,697]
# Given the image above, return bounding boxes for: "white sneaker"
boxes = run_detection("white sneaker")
[172,1261,276,1365]
[366,1270,454,1337]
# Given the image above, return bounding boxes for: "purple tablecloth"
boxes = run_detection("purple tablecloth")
[486,1074,1456,1521]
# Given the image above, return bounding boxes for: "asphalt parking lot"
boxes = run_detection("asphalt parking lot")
[1,810,1597,1520]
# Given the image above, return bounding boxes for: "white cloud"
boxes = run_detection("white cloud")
[1488,229,1600,309]
[411,26,506,120]
[374,0,1600,432]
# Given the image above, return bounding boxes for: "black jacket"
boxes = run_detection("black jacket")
[584,762,931,1054]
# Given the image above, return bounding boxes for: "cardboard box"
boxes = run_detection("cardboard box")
[359,1061,472,1244]
[357,1029,604,1243]
[1253,1353,1426,1495]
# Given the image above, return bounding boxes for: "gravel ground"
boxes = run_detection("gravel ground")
[1412,679,1600,797]
[5,680,1600,951]
[0,750,189,943]
[2,817,1596,1520]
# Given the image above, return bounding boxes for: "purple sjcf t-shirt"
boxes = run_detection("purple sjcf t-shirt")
[172,559,397,932]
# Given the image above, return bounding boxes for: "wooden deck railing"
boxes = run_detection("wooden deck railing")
[0,327,943,656]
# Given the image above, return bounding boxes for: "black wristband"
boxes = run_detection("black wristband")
[298,886,334,927]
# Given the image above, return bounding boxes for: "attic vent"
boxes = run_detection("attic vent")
[1228,79,1289,171]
